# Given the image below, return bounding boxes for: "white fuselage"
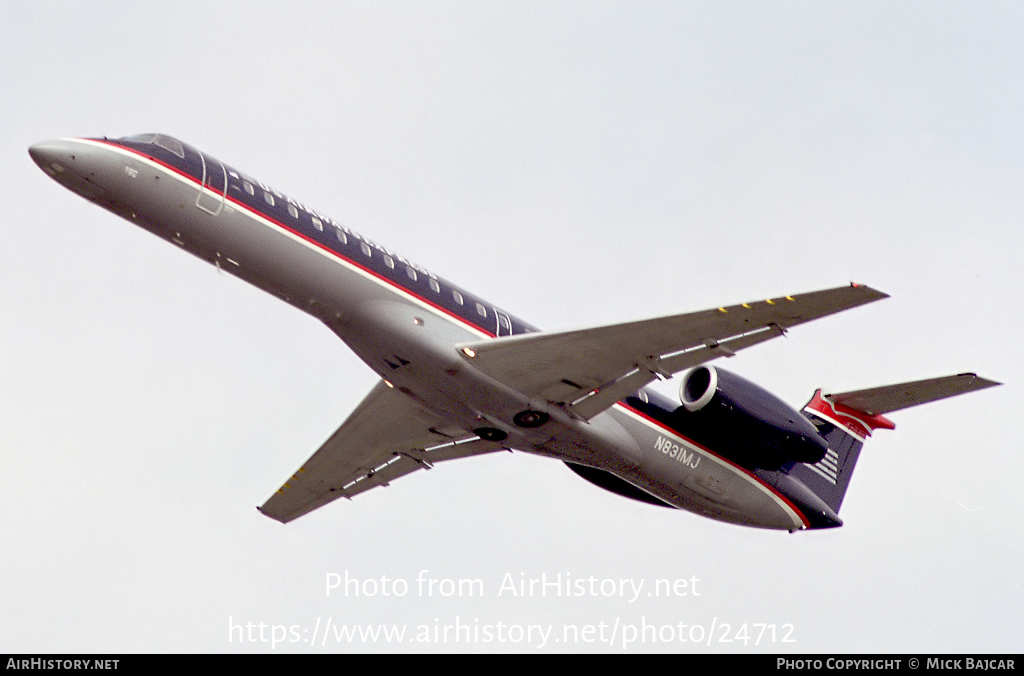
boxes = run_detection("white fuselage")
[30,136,810,531]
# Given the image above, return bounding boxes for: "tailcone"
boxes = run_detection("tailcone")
[770,472,844,530]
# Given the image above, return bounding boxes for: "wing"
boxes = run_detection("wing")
[458,284,888,420]
[259,380,508,523]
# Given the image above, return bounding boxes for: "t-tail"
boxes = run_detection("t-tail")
[790,373,999,516]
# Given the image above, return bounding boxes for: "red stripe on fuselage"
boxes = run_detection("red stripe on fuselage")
[93,139,498,339]
[615,402,811,528]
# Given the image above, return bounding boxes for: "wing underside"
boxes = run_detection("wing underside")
[458,284,888,420]
[261,284,888,522]
[258,381,507,523]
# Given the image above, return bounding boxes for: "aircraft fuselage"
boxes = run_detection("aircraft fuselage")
[30,134,847,531]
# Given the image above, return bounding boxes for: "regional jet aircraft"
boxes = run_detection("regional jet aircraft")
[29,134,998,531]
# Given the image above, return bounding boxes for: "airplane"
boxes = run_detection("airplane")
[28,133,999,532]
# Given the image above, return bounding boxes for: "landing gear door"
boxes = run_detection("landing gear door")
[196,152,227,215]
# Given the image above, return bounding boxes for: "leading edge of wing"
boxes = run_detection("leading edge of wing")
[457,284,888,419]
[258,381,508,523]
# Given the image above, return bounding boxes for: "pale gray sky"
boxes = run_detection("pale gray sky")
[2,1,1020,653]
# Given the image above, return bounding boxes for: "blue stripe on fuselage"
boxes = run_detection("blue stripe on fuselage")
[104,137,535,340]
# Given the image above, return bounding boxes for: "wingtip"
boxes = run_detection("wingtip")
[849,282,890,300]
[956,373,1002,389]
[256,504,288,523]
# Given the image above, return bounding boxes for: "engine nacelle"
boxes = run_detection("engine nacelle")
[676,365,828,468]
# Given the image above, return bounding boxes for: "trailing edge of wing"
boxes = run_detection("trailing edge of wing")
[258,381,507,523]
[457,284,888,420]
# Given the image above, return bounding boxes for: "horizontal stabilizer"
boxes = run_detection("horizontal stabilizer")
[797,373,999,513]
[826,373,1000,416]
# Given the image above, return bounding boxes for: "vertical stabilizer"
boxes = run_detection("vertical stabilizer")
[792,374,998,513]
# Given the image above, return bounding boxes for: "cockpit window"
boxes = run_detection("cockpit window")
[122,134,156,144]
[153,135,184,158]
[120,133,185,159]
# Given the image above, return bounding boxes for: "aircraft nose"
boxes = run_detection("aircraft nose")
[30,138,112,200]
[29,139,75,174]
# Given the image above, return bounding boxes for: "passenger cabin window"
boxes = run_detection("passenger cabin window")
[243,182,254,196]
[287,204,298,219]
[335,229,347,244]
[476,303,488,318]
[429,279,440,293]
[360,242,371,257]
[263,192,275,207]
[311,217,323,231]
[453,291,463,305]
[383,255,394,269]
[406,267,417,281]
